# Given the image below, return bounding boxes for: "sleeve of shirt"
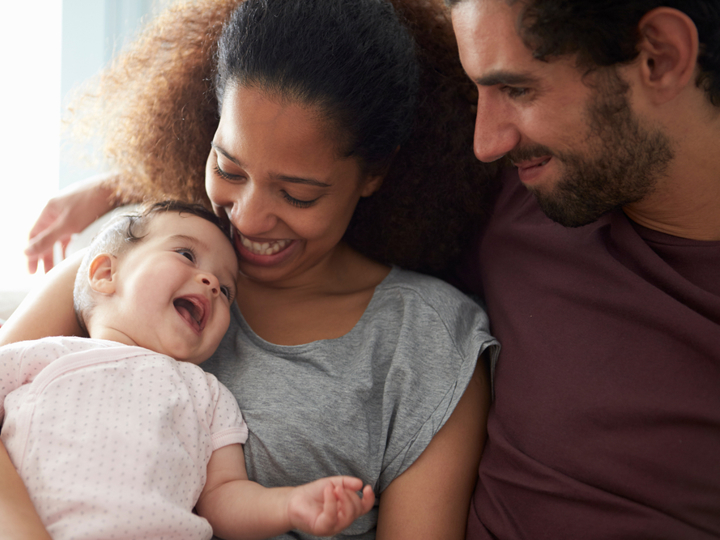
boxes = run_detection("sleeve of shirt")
[0,341,46,421]
[377,286,499,492]
[204,372,249,451]
[0,343,24,421]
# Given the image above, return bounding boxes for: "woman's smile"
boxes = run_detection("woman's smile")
[206,85,383,285]
[232,228,300,267]
[236,231,291,256]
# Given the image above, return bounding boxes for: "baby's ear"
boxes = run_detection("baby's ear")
[88,253,117,295]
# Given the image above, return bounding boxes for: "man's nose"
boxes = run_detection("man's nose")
[473,92,520,163]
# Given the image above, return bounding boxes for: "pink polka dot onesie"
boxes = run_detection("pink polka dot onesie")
[0,336,248,540]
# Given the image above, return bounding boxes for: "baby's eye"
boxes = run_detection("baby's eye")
[220,285,232,300]
[177,248,195,262]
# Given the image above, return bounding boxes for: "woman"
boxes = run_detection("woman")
[2,0,499,538]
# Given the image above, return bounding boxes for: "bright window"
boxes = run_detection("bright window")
[0,1,62,297]
[0,0,168,319]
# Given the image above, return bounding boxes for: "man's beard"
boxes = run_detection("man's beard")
[507,70,674,228]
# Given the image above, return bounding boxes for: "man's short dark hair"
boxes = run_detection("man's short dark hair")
[448,0,720,106]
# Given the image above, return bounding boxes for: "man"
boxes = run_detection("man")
[448,0,720,539]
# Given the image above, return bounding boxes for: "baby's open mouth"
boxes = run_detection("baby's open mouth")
[174,297,206,333]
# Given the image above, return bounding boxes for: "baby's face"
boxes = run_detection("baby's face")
[110,212,238,364]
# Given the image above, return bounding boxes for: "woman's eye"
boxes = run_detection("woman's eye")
[177,248,195,262]
[214,165,241,181]
[283,191,318,208]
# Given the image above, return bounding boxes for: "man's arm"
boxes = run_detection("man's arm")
[196,444,375,539]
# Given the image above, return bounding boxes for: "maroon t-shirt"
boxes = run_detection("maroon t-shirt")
[462,170,720,540]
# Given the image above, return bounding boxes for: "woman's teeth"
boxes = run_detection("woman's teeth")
[239,235,290,256]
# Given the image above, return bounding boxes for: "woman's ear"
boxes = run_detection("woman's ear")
[88,253,118,295]
[360,147,400,197]
[360,174,385,197]
[635,7,699,104]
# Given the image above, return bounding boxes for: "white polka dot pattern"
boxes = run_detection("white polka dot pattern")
[0,337,248,540]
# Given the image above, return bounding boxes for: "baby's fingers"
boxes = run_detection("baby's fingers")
[336,483,375,525]
[336,476,364,492]
[358,485,375,513]
[309,482,340,533]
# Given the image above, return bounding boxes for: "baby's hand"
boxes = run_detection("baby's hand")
[287,476,375,536]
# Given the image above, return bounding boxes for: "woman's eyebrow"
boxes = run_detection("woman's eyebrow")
[212,142,242,166]
[271,173,331,188]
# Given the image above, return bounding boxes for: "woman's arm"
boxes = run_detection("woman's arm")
[25,173,119,274]
[197,444,375,539]
[0,251,84,346]
[376,360,490,540]
[0,445,51,540]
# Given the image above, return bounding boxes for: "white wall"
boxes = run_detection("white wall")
[0,1,63,298]
[0,0,169,316]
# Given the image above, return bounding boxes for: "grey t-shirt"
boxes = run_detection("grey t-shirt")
[203,267,498,539]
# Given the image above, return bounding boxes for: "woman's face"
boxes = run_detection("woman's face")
[206,85,383,287]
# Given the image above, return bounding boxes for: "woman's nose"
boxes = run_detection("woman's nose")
[473,92,521,163]
[227,183,278,236]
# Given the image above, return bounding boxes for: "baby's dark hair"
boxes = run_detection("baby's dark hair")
[73,201,233,334]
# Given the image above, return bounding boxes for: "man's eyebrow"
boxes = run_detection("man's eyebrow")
[212,142,331,188]
[474,71,539,87]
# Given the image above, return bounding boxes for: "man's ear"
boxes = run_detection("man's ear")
[88,253,117,295]
[635,7,699,104]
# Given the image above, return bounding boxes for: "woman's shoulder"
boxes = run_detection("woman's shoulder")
[367,267,494,350]
[378,266,485,313]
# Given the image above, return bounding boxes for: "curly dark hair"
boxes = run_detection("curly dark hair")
[65,0,499,277]
[447,0,720,106]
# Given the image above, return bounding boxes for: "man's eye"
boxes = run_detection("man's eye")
[177,248,195,262]
[503,86,529,98]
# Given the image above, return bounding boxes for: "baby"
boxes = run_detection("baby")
[0,201,374,540]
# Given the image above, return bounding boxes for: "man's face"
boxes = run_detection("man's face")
[451,0,673,227]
